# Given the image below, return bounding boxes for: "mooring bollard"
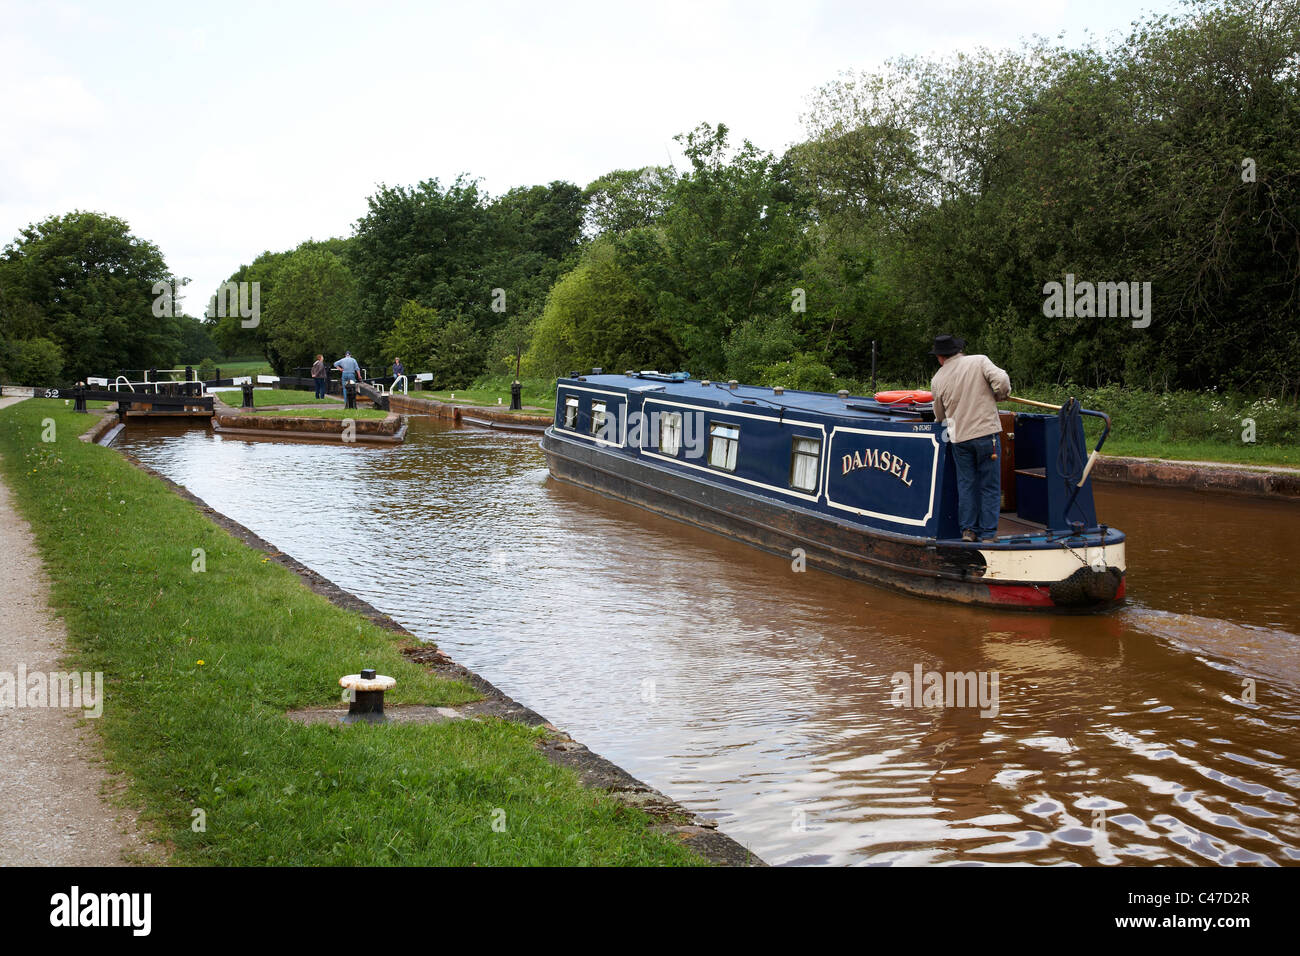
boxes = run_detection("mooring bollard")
[339,668,395,724]
[344,382,357,409]
[241,382,254,408]
[74,383,87,413]
[510,380,522,411]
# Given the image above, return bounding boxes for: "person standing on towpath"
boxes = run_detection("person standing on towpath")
[928,334,1012,543]
[334,351,360,398]
[311,353,328,399]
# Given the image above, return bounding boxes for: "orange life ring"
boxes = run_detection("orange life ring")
[873,389,933,405]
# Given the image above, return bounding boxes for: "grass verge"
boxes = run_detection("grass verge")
[210,388,338,407]
[0,399,704,866]
[425,376,555,415]
[249,407,391,420]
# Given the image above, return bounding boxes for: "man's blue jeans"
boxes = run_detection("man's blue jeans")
[314,377,326,399]
[952,432,1001,539]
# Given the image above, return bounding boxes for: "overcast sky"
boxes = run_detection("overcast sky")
[1,0,1183,315]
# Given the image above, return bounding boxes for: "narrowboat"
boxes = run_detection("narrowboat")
[540,370,1126,612]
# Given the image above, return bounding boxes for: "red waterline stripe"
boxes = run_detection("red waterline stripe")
[986,583,1057,607]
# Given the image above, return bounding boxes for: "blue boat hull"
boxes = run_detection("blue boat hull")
[542,426,1125,612]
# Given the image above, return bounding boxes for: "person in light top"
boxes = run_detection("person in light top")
[334,351,360,396]
[928,334,1012,543]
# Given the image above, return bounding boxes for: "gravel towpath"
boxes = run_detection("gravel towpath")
[0,396,156,865]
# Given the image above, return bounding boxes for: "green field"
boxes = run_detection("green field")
[197,358,273,377]
[0,398,705,866]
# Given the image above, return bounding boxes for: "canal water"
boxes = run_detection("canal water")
[116,418,1300,866]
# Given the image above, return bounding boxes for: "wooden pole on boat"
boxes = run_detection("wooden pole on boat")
[1007,394,1061,411]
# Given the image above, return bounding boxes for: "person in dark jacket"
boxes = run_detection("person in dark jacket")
[392,357,404,381]
[310,354,327,399]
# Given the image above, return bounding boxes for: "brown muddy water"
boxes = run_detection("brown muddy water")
[115,417,1300,866]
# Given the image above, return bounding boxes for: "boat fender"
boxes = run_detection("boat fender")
[874,390,933,405]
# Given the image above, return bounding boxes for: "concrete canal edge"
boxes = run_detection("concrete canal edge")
[388,392,552,429]
[77,409,118,444]
[112,445,764,866]
[211,410,408,444]
[1093,455,1300,500]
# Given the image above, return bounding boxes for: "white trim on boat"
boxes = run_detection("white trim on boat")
[561,385,628,448]
[637,396,827,504]
[978,541,1126,582]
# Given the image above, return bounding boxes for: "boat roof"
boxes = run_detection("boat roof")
[560,370,936,422]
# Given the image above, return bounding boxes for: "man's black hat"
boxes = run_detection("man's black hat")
[928,334,966,357]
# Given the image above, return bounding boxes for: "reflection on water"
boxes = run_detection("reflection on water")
[116,418,1300,866]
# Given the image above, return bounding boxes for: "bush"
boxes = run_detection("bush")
[3,337,64,386]
[758,352,837,392]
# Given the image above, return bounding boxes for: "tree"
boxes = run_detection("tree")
[261,248,356,373]
[582,166,676,236]
[350,177,496,358]
[0,211,179,378]
[525,235,682,377]
[656,123,812,375]
[382,300,443,372]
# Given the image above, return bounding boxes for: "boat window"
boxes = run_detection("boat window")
[708,422,739,471]
[590,400,607,436]
[659,411,682,456]
[563,396,578,429]
[790,436,821,492]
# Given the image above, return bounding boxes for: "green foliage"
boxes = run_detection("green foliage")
[262,248,356,372]
[382,300,442,372]
[582,166,676,235]
[758,352,838,392]
[141,0,1300,410]
[2,335,64,385]
[656,123,812,375]
[382,301,482,389]
[428,316,481,389]
[209,238,356,374]
[197,357,218,380]
[802,0,1300,394]
[0,211,179,378]
[723,315,799,383]
[525,236,682,378]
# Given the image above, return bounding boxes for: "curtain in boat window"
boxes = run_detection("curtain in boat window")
[659,411,682,456]
[709,422,739,471]
[590,401,607,436]
[790,436,821,491]
[564,396,579,429]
